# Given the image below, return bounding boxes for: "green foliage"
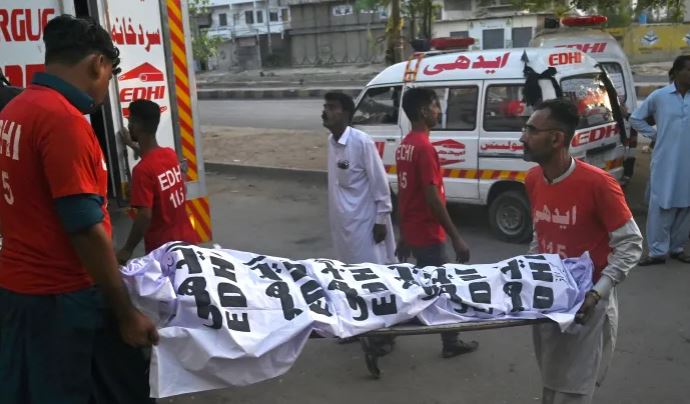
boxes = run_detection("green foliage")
[189,0,222,65]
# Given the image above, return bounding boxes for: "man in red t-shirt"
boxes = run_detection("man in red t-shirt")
[117,99,199,264]
[521,98,643,404]
[395,87,478,358]
[0,15,157,403]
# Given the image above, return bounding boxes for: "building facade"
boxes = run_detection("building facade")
[202,0,292,70]
[287,0,388,66]
[434,0,552,50]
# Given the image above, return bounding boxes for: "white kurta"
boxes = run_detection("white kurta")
[328,127,396,264]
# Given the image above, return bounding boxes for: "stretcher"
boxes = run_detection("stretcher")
[341,318,551,378]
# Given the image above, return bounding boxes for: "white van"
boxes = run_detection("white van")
[530,15,638,180]
[352,47,628,243]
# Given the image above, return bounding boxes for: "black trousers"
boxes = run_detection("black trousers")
[0,286,154,404]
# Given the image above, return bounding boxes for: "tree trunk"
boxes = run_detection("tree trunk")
[385,0,402,65]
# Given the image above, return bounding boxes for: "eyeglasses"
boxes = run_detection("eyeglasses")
[521,125,561,135]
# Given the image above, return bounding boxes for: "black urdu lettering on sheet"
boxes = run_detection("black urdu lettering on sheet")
[218,282,248,308]
[283,262,333,316]
[175,247,204,274]
[328,279,368,321]
[266,281,304,321]
[530,262,553,282]
[533,285,554,309]
[177,276,222,329]
[500,259,522,280]
[469,281,494,314]
[503,282,525,312]
[350,267,379,282]
[317,259,344,280]
[211,256,237,282]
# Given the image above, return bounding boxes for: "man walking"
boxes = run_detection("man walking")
[631,55,690,265]
[521,98,643,403]
[395,87,478,358]
[323,92,396,265]
[0,15,157,403]
[117,99,199,264]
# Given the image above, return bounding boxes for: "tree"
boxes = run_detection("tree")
[189,0,223,69]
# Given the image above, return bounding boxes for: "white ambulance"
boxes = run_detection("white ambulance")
[353,45,627,243]
[530,15,638,180]
[0,0,213,244]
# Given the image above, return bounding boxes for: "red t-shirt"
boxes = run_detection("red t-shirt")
[130,147,199,253]
[395,130,446,247]
[525,160,631,282]
[0,85,111,294]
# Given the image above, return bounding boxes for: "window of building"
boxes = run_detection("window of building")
[256,10,264,23]
[444,0,471,11]
[450,30,469,38]
[219,13,228,26]
[270,10,279,22]
[281,8,290,22]
[353,86,402,126]
[245,10,254,24]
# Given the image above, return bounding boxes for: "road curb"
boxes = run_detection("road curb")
[198,88,361,100]
[205,162,327,183]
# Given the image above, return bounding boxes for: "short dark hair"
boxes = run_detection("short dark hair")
[44,15,120,74]
[402,88,437,122]
[129,99,161,134]
[324,92,355,122]
[671,55,690,76]
[534,98,580,147]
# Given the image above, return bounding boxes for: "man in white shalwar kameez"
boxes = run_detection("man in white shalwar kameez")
[322,92,396,265]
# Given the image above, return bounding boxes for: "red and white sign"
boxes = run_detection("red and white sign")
[0,1,63,87]
[571,122,619,148]
[118,63,168,118]
[107,0,175,164]
[555,42,608,54]
[432,139,466,165]
[548,51,583,66]
[423,52,510,76]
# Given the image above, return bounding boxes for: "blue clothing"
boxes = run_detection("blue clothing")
[645,201,690,257]
[630,83,690,209]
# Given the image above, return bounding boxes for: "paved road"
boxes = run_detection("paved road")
[199,99,324,130]
[154,163,690,404]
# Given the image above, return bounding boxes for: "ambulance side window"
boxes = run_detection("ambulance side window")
[483,85,530,132]
[446,86,478,131]
[352,86,401,125]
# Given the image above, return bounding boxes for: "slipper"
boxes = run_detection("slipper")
[670,252,690,264]
[637,256,666,267]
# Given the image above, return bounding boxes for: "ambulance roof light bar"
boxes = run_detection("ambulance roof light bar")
[561,15,608,27]
[410,37,476,53]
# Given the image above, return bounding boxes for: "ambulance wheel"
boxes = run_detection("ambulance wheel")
[488,190,532,243]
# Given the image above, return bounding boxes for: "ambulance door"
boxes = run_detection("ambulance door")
[477,81,535,203]
[352,85,403,188]
[417,82,481,202]
[96,0,180,204]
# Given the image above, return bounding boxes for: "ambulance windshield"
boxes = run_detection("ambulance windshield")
[560,74,615,130]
